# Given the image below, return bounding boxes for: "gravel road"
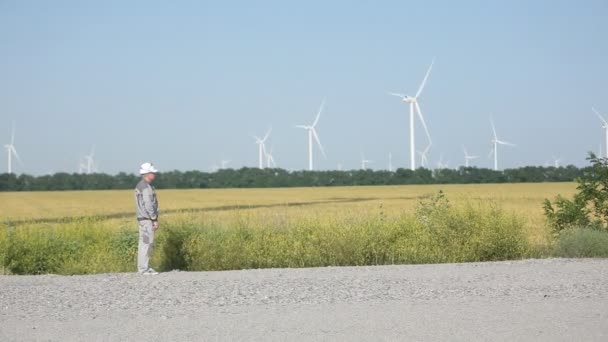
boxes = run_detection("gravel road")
[1,258,607,341]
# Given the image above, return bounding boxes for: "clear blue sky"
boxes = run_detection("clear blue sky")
[1,0,606,174]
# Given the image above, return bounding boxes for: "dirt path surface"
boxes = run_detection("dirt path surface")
[1,258,607,341]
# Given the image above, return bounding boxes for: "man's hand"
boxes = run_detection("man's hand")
[153,221,159,231]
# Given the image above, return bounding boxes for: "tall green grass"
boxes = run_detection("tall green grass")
[554,228,608,258]
[1,193,536,275]
[179,194,529,271]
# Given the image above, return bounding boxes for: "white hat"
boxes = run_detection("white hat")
[139,162,159,175]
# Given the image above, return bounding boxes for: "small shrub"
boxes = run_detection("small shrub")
[543,195,590,234]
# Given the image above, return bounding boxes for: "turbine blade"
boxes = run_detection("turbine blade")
[593,107,608,125]
[497,140,516,147]
[312,100,325,127]
[295,125,308,129]
[389,92,405,98]
[415,58,435,98]
[263,127,272,141]
[11,146,22,165]
[424,143,432,153]
[311,129,326,158]
[491,118,497,139]
[415,102,432,144]
[10,122,15,145]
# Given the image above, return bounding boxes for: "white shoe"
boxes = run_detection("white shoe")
[141,268,159,275]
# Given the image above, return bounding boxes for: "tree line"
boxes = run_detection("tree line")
[0,165,584,192]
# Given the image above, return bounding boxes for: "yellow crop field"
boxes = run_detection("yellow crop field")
[1,183,575,237]
[1,183,575,224]
[0,183,578,275]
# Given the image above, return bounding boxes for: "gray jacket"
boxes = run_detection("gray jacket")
[135,179,158,221]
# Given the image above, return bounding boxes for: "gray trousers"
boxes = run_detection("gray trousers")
[137,220,155,272]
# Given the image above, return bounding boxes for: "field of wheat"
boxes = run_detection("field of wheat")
[0,183,577,274]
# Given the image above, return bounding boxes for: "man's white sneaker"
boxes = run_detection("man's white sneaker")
[141,268,159,275]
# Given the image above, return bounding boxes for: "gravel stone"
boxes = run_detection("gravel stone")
[0,258,607,341]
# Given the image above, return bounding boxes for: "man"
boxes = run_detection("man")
[135,162,159,275]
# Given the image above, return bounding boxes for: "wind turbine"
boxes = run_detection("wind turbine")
[436,154,449,170]
[389,58,435,171]
[417,144,431,168]
[463,145,479,167]
[266,147,276,168]
[360,153,373,170]
[296,101,326,170]
[388,152,393,172]
[552,156,561,168]
[78,158,87,173]
[4,123,22,174]
[593,107,608,158]
[254,128,271,169]
[83,146,97,174]
[489,119,515,171]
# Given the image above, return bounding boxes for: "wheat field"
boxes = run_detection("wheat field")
[0,183,577,274]
[1,183,575,237]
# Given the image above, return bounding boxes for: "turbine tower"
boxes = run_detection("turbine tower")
[463,145,479,167]
[4,123,22,174]
[254,128,271,169]
[489,119,515,171]
[390,59,434,171]
[593,107,608,158]
[220,160,231,169]
[388,152,393,172]
[296,101,326,170]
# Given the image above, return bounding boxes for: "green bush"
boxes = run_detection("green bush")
[543,153,608,258]
[544,153,608,234]
[554,228,608,258]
